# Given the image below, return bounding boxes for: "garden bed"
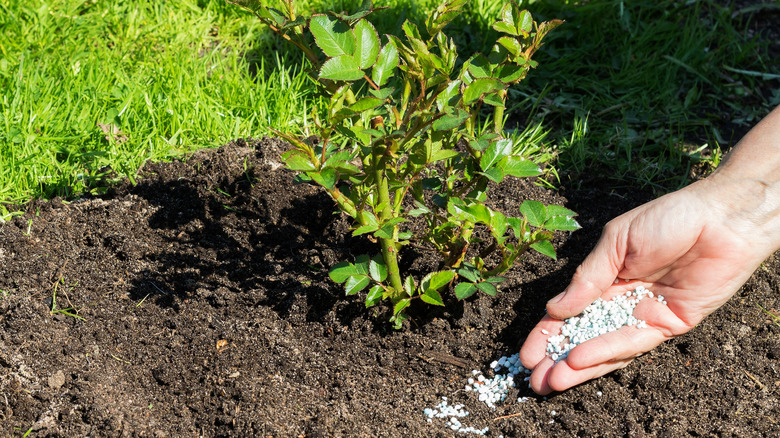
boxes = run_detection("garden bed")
[1,138,779,437]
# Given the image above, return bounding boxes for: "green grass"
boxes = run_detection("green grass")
[1,0,777,212]
[0,0,319,208]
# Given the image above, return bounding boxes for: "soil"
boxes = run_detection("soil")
[2,136,780,438]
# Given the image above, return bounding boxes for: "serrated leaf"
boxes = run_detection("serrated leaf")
[463,203,491,224]
[546,205,578,218]
[365,284,383,307]
[531,240,556,259]
[354,254,371,275]
[492,21,518,36]
[310,14,355,57]
[371,41,399,86]
[436,79,461,111]
[420,289,445,306]
[483,92,505,107]
[422,270,456,292]
[319,55,364,81]
[484,276,506,284]
[404,275,415,297]
[476,281,497,296]
[467,55,492,78]
[432,107,469,131]
[497,36,522,56]
[374,217,406,239]
[353,211,379,236]
[393,298,411,315]
[369,254,388,282]
[544,215,581,231]
[350,97,384,112]
[369,87,394,99]
[329,261,357,283]
[489,210,507,239]
[345,275,371,295]
[430,149,460,162]
[457,264,481,283]
[281,150,316,172]
[507,217,527,239]
[517,10,533,34]
[496,64,526,83]
[501,156,542,177]
[520,200,546,227]
[454,282,478,300]
[307,167,338,189]
[353,19,381,69]
[480,138,513,171]
[463,78,507,105]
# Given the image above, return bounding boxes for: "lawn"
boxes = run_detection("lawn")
[0,0,777,213]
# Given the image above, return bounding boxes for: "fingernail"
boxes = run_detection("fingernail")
[548,290,566,305]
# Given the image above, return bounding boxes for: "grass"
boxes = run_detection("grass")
[1,0,778,211]
[0,0,319,207]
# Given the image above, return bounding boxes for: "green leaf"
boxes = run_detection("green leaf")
[394,298,411,315]
[371,41,399,86]
[281,150,315,172]
[546,205,578,218]
[422,270,456,292]
[430,149,460,163]
[467,55,492,78]
[369,87,394,99]
[544,215,581,231]
[307,167,338,189]
[480,138,513,171]
[353,19,381,69]
[501,156,542,177]
[345,275,371,295]
[476,282,497,296]
[497,36,522,56]
[484,276,506,284]
[463,78,507,105]
[329,261,357,283]
[489,210,508,239]
[369,254,388,282]
[319,55,364,81]
[354,254,371,275]
[436,79,461,111]
[454,282,478,300]
[531,240,556,259]
[365,285,384,307]
[310,14,355,57]
[350,97,384,112]
[420,289,445,306]
[403,275,415,297]
[482,92,505,107]
[374,217,406,240]
[517,10,534,34]
[432,107,469,131]
[496,64,526,83]
[353,211,379,236]
[492,21,517,35]
[520,200,546,227]
[457,264,481,282]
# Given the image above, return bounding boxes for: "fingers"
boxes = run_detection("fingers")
[519,315,563,371]
[563,325,670,370]
[541,357,634,394]
[546,222,625,320]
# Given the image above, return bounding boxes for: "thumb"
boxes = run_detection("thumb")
[546,226,624,320]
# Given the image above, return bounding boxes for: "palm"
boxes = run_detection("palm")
[519,187,766,394]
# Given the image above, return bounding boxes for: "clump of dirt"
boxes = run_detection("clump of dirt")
[1,138,779,437]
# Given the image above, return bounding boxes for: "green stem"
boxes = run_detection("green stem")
[374,159,404,296]
[493,90,507,134]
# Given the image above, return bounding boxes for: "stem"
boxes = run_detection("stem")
[373,158,404,295]
[493,90,507,134]
[326,186,358,219]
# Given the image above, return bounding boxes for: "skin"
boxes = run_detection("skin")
[519,105,780,395]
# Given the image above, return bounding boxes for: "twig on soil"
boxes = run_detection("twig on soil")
[419,351,474,369]
[492,412,526,421]
[744,371,768,392]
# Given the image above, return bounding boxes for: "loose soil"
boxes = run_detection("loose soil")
[2,137,780,437]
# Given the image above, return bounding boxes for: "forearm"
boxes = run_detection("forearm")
[695,105,780,253]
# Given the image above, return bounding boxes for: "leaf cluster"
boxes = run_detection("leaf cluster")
[230,0,574,328]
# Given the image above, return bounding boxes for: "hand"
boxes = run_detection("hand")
[518,179,775,394]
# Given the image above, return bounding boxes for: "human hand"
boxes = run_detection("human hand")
[519,179,777,394]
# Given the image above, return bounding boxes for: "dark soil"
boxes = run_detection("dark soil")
[2,137,780,437]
